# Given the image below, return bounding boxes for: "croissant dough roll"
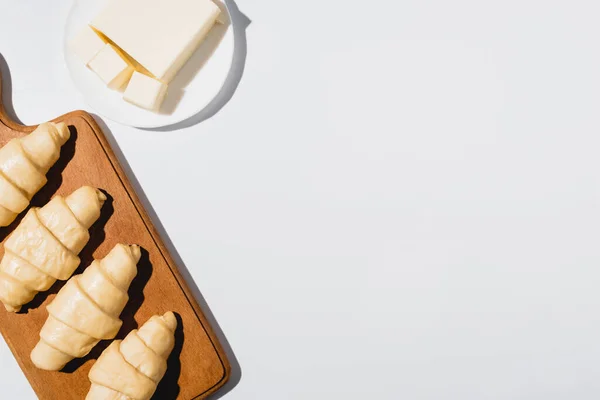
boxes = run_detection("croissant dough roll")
[86,312,177,400]
[0,186,106,312]
[30,244,141,371]
[0,122,70,227]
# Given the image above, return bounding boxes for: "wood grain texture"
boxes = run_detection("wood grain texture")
[0,72,230,399]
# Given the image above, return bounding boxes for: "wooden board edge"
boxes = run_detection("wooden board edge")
[0,323,44,395]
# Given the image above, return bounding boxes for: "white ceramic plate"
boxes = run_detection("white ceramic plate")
[64,0,234,128]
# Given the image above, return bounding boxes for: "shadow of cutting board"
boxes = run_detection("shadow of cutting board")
[0,70,230,399]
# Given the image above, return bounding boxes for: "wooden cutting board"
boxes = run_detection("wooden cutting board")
[0,71,230,399]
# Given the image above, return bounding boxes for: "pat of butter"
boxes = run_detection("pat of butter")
[88,44,134,90]
[91,0,221,82]
[69,25,106,65]
[123,72,168,112]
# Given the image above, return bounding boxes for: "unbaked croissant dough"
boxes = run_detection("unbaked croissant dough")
[86,312,177,400]
[0,186,106,312]
[0,122,70,227]
[30,243,141,371]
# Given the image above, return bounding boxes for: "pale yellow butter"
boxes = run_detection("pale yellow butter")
[91,0,221,83]
[88,44,135,90]
[123,72,168,112]
[69,26,106,66]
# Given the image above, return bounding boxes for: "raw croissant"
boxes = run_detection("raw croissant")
[86,312,177,400]
[0,186,106,312]
[30,243,141,371]
[0,122,70,227]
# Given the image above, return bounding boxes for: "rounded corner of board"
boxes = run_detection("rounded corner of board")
[202,360,232,398]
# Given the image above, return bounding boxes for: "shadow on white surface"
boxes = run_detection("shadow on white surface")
[93,115,242,399]
[0,53,22,125]
[144,0,251,131]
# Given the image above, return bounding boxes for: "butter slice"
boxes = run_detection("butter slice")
[88,44,134,90]
[91,0,221,82]
[123,72,168,112]
[69,26,106,65]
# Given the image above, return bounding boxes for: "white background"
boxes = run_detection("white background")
[2,0,600,399]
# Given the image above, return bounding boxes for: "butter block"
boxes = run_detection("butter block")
[69,25,106,65]
[123,72,168,112]
[88,44,134,90]
[92,0,221,82]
